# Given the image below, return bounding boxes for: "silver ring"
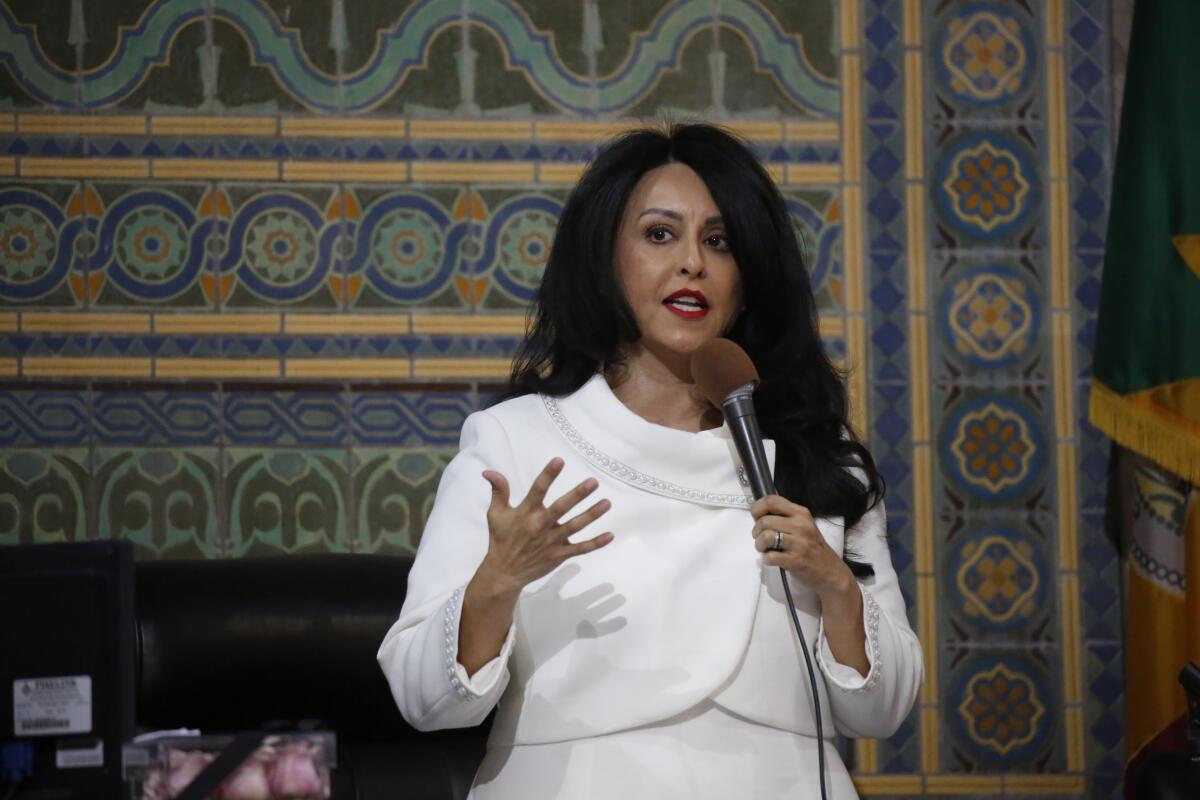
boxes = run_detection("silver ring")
[772,530,783,551]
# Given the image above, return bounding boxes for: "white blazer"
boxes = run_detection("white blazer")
[378,374,922,747]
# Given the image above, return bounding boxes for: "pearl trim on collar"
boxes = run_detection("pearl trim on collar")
[541,394,753,509]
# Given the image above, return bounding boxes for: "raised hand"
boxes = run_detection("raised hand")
[478,457,614,593]
[460,457,613,675]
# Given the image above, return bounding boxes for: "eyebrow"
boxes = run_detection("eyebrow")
[637,208,724,226]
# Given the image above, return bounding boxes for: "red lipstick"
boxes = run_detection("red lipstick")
[663,289,709,319]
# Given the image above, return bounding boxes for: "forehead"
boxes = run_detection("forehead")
[624,163,720,217]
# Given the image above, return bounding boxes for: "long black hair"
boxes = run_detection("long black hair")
[508,123,884,539]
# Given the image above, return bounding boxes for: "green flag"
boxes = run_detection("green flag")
[1090,0,1200,484]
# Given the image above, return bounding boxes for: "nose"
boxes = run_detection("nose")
[679,239,706,278]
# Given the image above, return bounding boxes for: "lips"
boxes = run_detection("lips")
[663,288,709,319]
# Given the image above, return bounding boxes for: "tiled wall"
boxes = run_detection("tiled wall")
[0,0,1119,795]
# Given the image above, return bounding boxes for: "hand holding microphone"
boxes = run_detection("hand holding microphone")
[689,338,855,598]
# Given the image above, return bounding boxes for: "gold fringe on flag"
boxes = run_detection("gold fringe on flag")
[1089,379,1200,485]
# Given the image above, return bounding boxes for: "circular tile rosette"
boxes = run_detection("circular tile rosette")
[104,190,206,301]
[951,527,1047,629]
[0,190,73,300]
[485,195,563,302]
[952,656,1051,762]
[935,133,1037,240]
[115,209,190,284]
[936,3,1036,106]
[940,395,1045,500]
[359,193,458,302]
[0,207,57,283]
[222,194,333,303]
[942,265,1039,367]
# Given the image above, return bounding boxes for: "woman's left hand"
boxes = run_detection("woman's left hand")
[751,494,854,602]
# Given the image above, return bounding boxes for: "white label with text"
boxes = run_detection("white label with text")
[13,676,92,736]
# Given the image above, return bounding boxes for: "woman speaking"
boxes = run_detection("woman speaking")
[378,123,922,799]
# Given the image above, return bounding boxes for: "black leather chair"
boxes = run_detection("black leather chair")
[134,554,490,800]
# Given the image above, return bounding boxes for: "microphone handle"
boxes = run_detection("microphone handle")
[721,393,775,499]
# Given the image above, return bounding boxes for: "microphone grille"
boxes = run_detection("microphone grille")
[690,338,760,407]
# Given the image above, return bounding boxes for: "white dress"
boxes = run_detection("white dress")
[378,375,922,799]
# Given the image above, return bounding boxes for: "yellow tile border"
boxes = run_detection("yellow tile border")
[0,313,17,333]
[1005,774,1084,794]
[534,120,641,141]
[152,159,280,181]
[284,359,410,379]
[20,157,150,179]
[817,314,844,339]
[9,156,845,186]
[411,315,527,335]
[925,774,1004,794]
[22,357,152,378]
[4,115,844,144]
[722,121,785,141]
[784,120,840,142]
[904,50,925,180]
[151,115,277,137]
[18,114,147,136]
[413,358,512,378]
[785,164,841,185]
[409,162,536,183]
[1066,705,1085,772]
[0,358,18,377]
[855,738,878,774]
[22,312,150,334]
[280,117,403,138]
[281,161,410,182]
[1061,573,1082,702]
[409,120,533,140]
[903,0,922,47]
[156,358,280,379]
[842,185,864,314]
[846,316,867,437]
[538,163,586,184]
[850,775,923,794]
[154,313,281,334]
[283,314,410,335]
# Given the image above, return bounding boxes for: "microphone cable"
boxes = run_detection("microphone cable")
[778,565,828,800]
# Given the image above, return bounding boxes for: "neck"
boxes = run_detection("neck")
[606,344,722,432]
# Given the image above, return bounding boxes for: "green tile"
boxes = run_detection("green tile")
[95,448,220,559]
[0,449,89,546]
[225,448,350,556]
[352,447,454,554]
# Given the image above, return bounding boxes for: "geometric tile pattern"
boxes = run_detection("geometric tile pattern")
[0,0,1117,795]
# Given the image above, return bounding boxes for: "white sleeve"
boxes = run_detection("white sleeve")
[814,499,924,738]
[376,410,519,731]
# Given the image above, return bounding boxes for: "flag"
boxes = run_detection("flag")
[1089,0,1200,782]
[1090,0,1200,482]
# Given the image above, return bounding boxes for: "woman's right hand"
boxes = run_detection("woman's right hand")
[458,458,612,676]
[476,457,614,596]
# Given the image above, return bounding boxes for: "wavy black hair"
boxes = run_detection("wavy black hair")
[508,123,884,555]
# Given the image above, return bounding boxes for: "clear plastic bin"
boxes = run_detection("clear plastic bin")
[123,732,335,800]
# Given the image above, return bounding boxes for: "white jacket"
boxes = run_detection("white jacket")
[378,374,922,747]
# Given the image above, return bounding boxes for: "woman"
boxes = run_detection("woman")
[378,123,922,799]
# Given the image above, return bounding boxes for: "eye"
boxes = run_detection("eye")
[705,232,731,252]
[646,225,674,244]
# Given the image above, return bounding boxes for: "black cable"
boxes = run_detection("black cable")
[779,566,828,800]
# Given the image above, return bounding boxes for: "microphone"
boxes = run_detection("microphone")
[690,337,831,800]
[690,338,774,500]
